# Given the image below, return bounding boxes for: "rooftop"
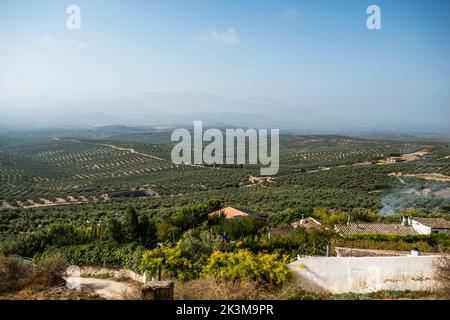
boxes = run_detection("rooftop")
[210,207,256,219]
[413,217,450,229]
[335,223,419,237]
[269,226,294,237]
[291,217,323,231]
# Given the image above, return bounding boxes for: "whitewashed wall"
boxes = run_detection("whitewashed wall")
[410,220,432,235]
[289,255,440,294]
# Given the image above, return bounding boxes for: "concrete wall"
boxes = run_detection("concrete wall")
[289,255,441,294]
[410,220,431,235]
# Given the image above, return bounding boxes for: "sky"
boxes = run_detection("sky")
[0,0,449,132]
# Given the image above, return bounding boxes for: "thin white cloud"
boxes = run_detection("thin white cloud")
[41,35,87,48]
[282,7,297,17]
[199,27,239,46]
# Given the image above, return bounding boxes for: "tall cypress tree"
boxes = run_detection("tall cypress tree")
[123,206,140,243]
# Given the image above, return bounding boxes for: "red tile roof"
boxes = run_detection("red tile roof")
[210,207,249,219]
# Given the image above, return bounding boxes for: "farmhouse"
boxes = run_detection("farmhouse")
[388,157,406,163]
[335,216,450,237]
[291,216,323,231]
[209,207,257,219]
[408,217,450,235]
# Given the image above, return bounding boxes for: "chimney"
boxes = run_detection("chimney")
[408,216,412,226]
[402,216,408,226]
[347,214,351,226]
[300,214,305,225]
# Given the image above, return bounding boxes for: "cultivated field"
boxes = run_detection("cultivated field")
[1,128,449,236]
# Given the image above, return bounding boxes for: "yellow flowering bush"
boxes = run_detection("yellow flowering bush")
[202,249,291,287]
[141,241,203,281]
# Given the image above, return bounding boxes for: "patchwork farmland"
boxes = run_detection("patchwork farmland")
[0,140,194,204]
[1,132,449,214]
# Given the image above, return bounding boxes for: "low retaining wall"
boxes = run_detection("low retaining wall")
[289,255,441,294]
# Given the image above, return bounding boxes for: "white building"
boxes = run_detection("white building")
[405,216,450,235]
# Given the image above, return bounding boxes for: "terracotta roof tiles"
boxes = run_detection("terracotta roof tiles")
[335,223,419,236]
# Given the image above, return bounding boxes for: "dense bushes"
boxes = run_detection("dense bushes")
[0,223,104,257]
[142,245,291,287]
[0,255,66,294]
[267,208,312,227]
[0,206,160,257]
[218,228,334,259]
[212,216,265,241]
[0,206,153,273]
[142,241,202,281]
[155,199,222,242]
[0,200,229,275]
[108,206,157,247]
[0,255,31,293]
[141,226,328,285]
[141,227,221,280]
[203,250,291,287]
[40,242,144,273]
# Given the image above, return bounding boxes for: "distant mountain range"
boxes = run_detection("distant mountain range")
[0,93,449,138]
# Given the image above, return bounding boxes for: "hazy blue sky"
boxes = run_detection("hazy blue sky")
[0,0,449,131]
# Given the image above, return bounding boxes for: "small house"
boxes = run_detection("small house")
[407,217,450,235]
[210,207,257,219]
[291,217,323,231]
[335,216,450,237]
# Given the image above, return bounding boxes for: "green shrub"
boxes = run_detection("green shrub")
[219,228,334,259]
[212,216,265,241]
[142,241,203,281]
[267,208,311,227]
[202,249,291,287]
[0,223,106,257]
[40,241,144,273]
[313,207,347,225]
